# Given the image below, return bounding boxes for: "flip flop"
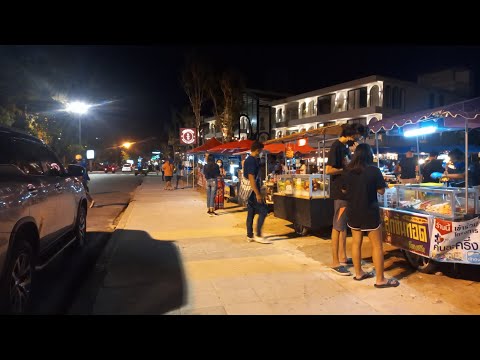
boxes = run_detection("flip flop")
[353,271,375,281]
[340,258,353,266]
[374,278,400,288]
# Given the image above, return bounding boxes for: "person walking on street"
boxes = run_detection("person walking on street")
[325,124,363,275]
[203,155,220,216]
[162,159,174,190]
[73,154,95,208]
[244,141,271,244]
[340,143,400,288]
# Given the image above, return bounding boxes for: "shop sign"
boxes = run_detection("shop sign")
[430,217,480,264]
[180,128,197,145]
[381,208,432,256]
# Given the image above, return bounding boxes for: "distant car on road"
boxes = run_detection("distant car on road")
[0,126,88,314]
[121,164,132,172]
[104,164,118,173]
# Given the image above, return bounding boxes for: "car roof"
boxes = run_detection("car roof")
[0,125,44,144]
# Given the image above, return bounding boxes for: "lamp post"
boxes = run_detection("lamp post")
[65,101,91,147]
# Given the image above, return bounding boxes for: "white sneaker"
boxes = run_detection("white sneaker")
[254,235,272,244]
[246,236,254,242]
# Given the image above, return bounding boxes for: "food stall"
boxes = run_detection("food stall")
[208,139,253,203]
[264,125,343,235]
[187,137,222,188]
[370,97,480,272]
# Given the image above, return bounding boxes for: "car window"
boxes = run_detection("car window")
[10,138,45,175]
[0,134,14,165]
[37,146,65,176]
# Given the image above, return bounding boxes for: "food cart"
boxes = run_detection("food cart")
[370,97,480,273]
[264,125,343,235]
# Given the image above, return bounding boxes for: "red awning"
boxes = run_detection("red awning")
[208,139,254,154]
[188,137,222,154]
[264,143,316,154]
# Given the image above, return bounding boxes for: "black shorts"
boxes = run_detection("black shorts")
[165,176,172,181]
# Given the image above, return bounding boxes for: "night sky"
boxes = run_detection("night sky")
[4,45,480,145]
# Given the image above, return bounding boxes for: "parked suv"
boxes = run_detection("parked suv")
[0,126,88,314]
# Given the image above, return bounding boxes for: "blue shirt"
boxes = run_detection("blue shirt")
[243,155,260,188]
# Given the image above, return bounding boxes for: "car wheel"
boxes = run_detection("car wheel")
[294,223,309,236]
[402,250,438,274]
[0,236,35,314]
[75,204,87,248]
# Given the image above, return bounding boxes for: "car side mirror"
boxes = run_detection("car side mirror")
[67,164,85,177]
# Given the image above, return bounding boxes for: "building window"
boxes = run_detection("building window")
[277,108,283,122]
[392,87,400,109]
[317,123,323,129]
[286,130,291,136]
[277,131,283,138]
[308,126,314,131]
[347,87,367,110]
[429,93,435,108]
[369,85,380,107]
[317,95,333,115]
[385,85,391,108]
[301,102,307,117]
[260,117,265,130]
[308,101,314,116]
[286,106,298,121]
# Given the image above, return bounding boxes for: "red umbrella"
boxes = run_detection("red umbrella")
[208,139,254,154]
[188,137,222,154]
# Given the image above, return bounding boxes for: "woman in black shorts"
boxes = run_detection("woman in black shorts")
[341,144,400,288]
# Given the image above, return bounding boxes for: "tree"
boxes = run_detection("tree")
[208,70,245,143]
[181,56,209,145]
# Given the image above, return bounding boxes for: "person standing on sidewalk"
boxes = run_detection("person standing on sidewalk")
[325,124,363,275]
[162,159,174,190]
[244,141,271,244]
[340,143,400,288]
[203,154,220,216]
[73,154,95,208]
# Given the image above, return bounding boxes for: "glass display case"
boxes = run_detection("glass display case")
[395,185,479,219]
[275,174,330,199]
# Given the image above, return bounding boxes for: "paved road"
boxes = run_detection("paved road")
[30,173,142,314]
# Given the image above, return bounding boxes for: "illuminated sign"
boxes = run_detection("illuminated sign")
[86,150,95,160]
[180,128,197,145]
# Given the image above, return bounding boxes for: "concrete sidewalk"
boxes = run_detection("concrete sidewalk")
[92,176,466,315]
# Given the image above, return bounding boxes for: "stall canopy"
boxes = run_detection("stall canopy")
[208,139,254,154]
[264,143,316,154]
[369,97,480,133]
[187,137,222,154]
[264,124,344,145]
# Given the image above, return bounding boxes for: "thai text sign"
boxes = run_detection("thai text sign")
[430,217,480,264]
[381,208,431,256]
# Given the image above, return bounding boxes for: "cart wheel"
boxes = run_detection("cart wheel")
[294,223,309,236]
[402,250,438,274]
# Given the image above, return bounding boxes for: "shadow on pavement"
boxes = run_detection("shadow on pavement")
[93,229,187,315]
[30,231,111,315]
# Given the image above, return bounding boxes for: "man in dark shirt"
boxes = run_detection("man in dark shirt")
[244,141,271,244]
[421,152,444,183]
[397,151,417,184]
[325,124,363,276]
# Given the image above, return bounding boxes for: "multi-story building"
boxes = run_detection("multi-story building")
[202,88,289,143]
[270,75,465,140]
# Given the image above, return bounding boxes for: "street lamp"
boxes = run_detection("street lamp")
[65,101,92,147]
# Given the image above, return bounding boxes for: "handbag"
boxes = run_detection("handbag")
[238,175,253,206]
